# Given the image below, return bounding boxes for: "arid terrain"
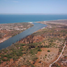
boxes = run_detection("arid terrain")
[0,22,33,43]
[52,42,67,67]
[0,20,67,67]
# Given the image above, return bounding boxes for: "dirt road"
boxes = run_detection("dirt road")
[49,41,66,67]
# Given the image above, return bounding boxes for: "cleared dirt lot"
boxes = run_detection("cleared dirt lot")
[34,48,59,67]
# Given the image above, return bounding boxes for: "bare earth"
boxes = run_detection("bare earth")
[34,48,59,67]
[0,20,67,67]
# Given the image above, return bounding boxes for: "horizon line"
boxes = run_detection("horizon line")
[0,14,67,15]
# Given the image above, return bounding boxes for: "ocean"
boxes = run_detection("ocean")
[0,15,67,24]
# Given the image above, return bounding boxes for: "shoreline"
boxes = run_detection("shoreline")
[0,22,33,24]
[0,36,11,43]
[0,19,67,67]
[0,19,67,24]
[0,22,34,43]
[0,19,67,43]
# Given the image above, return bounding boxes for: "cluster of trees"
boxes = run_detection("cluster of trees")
[0,42,42,64]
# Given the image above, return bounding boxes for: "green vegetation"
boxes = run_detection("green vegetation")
[47,50,50,52]
[52,63,61,67]
[24,60,35,67]
[0,42,42,64]
[0,22,67,67]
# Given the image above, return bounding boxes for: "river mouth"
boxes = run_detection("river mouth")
[0,23,47,50]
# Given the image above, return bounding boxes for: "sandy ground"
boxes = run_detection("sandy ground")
[34,48,59,67]
[0,36,11,43]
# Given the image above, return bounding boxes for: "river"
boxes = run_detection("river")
[0,23,46,50]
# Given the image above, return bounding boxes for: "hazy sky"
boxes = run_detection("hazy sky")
[0,0,67,14]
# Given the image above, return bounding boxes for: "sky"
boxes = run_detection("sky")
[0,0,67,14]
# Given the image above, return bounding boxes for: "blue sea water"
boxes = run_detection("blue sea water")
[0,15,67,49]
[0,15,67,24]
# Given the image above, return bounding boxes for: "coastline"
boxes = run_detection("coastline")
[0,22,34,43]
[0,19,67,43]
[0,19,67,67]
[17,19,67,67]
[0,36,11,43]
[37,19,67,25]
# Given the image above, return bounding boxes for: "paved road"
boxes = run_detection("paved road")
[49,41,66,67]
